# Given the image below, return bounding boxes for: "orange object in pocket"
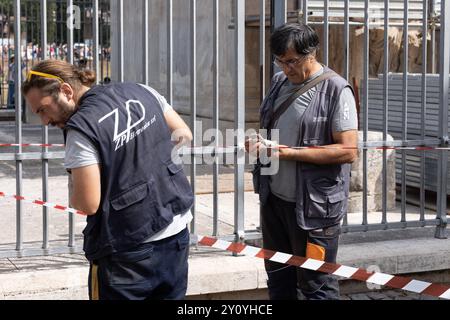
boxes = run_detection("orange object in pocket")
[306,242,326,261]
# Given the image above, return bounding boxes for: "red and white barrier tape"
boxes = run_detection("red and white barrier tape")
[0,191,87,216]
[188,145,450,151]
[2,191,449,300]
[1,143,450,151]
[195,235,450,300]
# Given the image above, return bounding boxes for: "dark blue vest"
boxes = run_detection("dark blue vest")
[65,82,194,261]
[258,67,354,230]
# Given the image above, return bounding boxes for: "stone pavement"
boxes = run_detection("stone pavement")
[341,290,440,300]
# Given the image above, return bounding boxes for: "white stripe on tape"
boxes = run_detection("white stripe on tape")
[333,265,359,278]
[367,272,394,286]
[301,259,325,271]
[213,239,231,250]
[402,280,431,293]
[43,202,55,208]
[240,245,262,257]
[270,252,293,264]
[440,289,450,300]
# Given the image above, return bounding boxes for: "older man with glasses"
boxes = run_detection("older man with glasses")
[247,23,359,300]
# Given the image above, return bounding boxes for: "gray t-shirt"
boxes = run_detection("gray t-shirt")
[65,84,192,242]
[269,67,358,202]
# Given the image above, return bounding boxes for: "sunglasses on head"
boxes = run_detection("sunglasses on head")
[26,70,64,83]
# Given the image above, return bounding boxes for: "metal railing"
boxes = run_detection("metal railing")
[0,0,448,259]
[270,0,448,236]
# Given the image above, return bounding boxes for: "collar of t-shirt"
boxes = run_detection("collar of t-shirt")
[284,66,324,92]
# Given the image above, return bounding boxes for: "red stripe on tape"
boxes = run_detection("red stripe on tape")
[227,242,247,254]
[317,262,342,274]
[286,255,308,267]
[256,249,276,260]
[54,205,67,211]
[198,236,218,248]
[33,200,45,205]
[14,195,25,201]
[385,276,414,289]
[421,283,450,297]
[350,269,375,282]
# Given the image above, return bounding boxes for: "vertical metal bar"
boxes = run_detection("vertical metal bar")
[167,0,173,104]
[323,0,329,65]
[60,1,64,60]
[259,0,265,102]
[41,0,49,250]
[14,0,23,251]
[106,1,111,79]
[143,0,149,86]
[303,0,308,25]
[341,0,349,229]
[212,0,219,236]
[234,0,245,243]
[343,0,349,81]
[431,2,436,74]
[273,0,286,29]
[362,0,369,228]
[67,0,74,65]
[420,0,428,223]
[67,0,74,247]
[93,0,100,84]
[0,3,3,108]
[31,3,35,63]
[118,0,124,81]
[435,0,449,239]
[382,0,389,227]
[24,1,28,74]
[401,1,408,224]
[190,0,197,235]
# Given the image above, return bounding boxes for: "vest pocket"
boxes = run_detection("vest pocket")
[166,161,194,212]
[109,180,164,240]
[110,181,151,211]
[305,179,346,219]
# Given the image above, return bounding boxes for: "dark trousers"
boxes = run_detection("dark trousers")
[261,193,341,300]
[88,227,190,300]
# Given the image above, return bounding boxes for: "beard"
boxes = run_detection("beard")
[51,97,76,128]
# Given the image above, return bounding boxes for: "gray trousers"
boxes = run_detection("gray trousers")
[261,192,341,300]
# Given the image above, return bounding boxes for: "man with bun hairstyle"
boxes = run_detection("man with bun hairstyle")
[23,60,194,300]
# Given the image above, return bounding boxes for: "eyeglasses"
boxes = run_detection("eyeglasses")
[273,55,307,69]
[26,70,64,83]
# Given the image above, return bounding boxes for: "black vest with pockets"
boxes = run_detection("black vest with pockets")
[65,82,194,260]
[259,67,354,230]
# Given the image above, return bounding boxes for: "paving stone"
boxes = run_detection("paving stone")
[366,291,389,300]
[384,290,404,298]
[349,293,371,300]
[419,295,439,300]
[340,295,352,300]
[395,296,414,300]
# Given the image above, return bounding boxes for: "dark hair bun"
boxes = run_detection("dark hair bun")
[79,70,96,87]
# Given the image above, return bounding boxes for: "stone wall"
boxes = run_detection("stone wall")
[348,131,396,213]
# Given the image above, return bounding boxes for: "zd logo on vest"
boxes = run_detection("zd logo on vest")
[98,100,156,151]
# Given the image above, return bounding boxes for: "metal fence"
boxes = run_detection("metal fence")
[0,0,449,258]
[274,0,448,237]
